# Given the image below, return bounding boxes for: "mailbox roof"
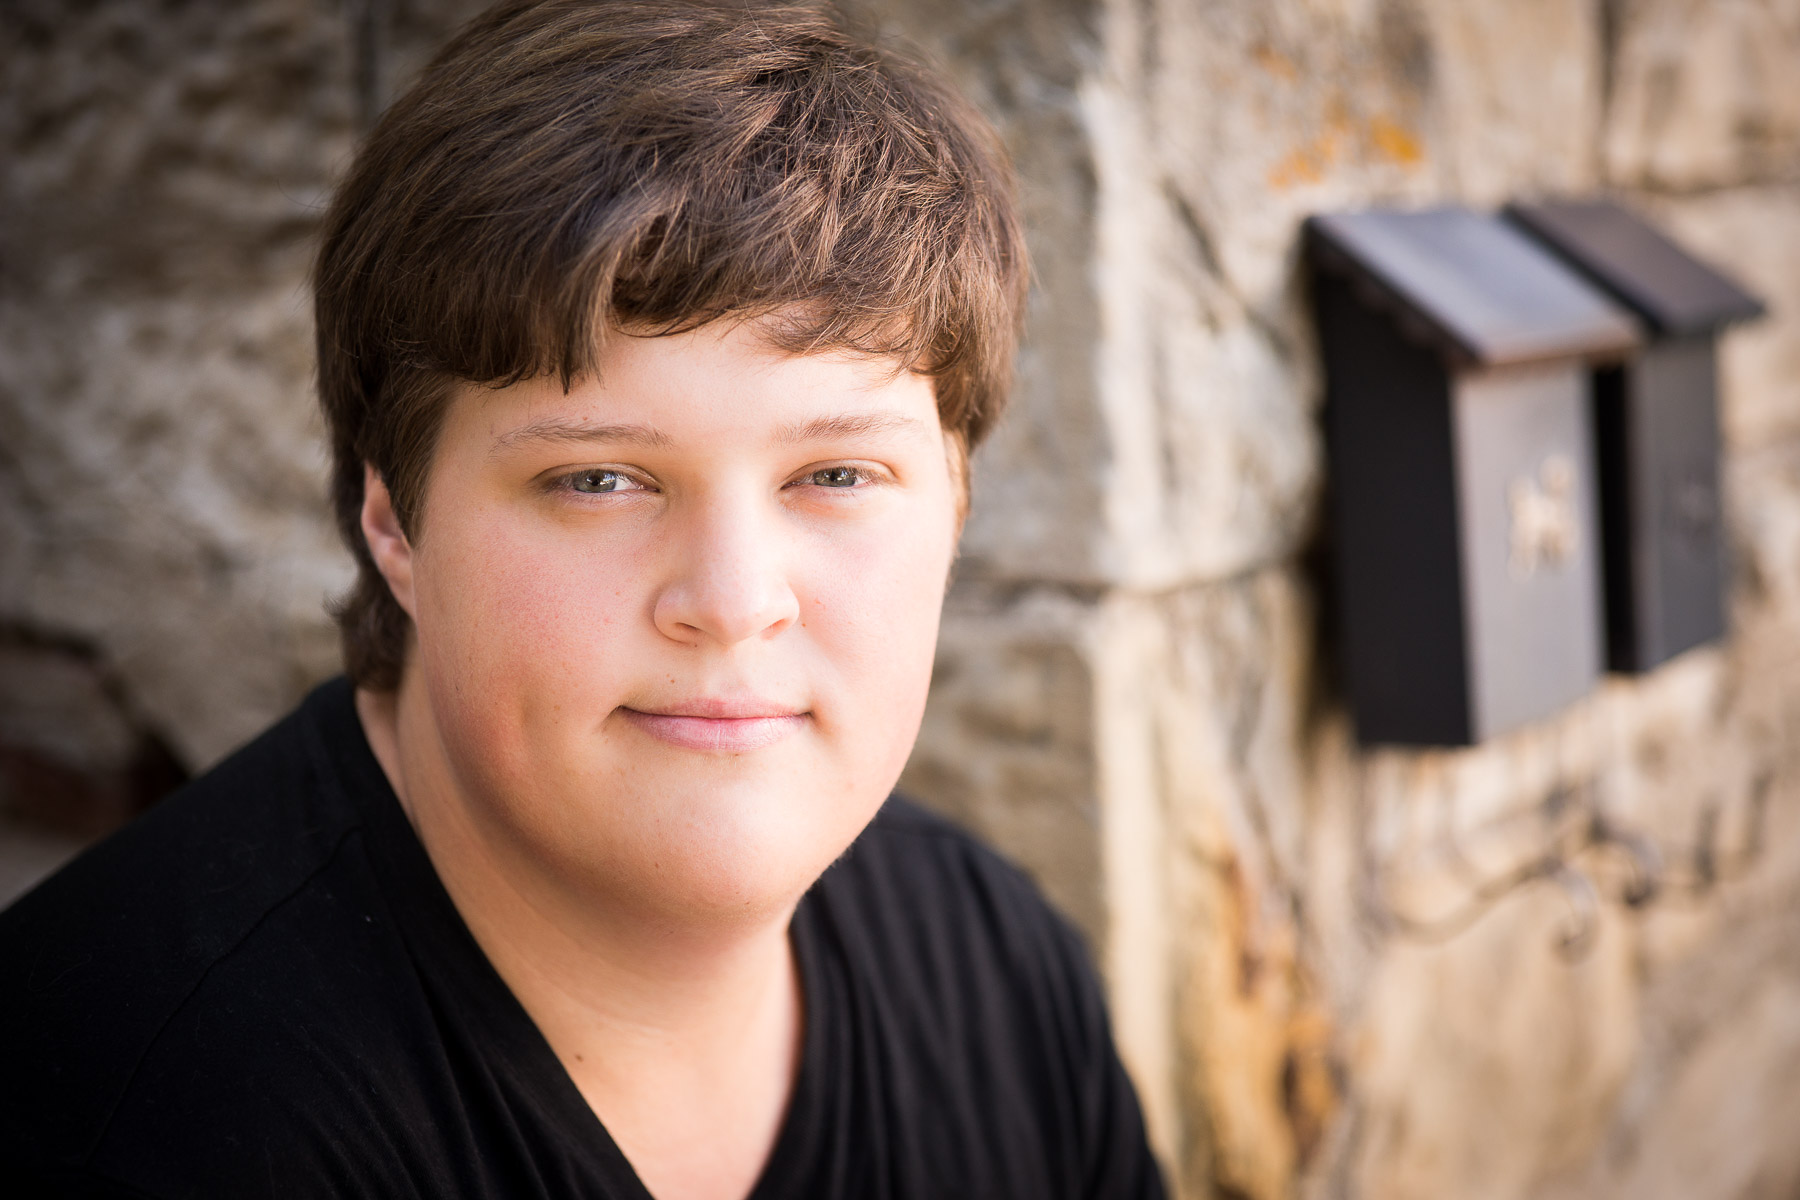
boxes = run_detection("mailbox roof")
[1307,207,1642,368]
[1506,199,1766,337]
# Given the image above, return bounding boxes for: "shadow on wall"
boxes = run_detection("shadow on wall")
[0,626,189,907]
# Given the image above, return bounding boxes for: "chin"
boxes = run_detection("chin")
[484,754,889,930]
[629,775,887,921]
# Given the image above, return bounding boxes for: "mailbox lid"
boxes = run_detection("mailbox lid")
[1306,207,1641,369]
[1506,199,1766,337]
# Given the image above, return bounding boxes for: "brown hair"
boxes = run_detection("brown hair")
[314,0,1027,690]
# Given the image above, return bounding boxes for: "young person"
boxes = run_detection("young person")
[0,2,1166,1196]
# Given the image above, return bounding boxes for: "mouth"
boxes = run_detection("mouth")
[618,703,809,752]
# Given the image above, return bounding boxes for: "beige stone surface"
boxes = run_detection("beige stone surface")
[1344,890,1641,1200]
[1604,0,1800,191]
[1729,442,1800,625]
[1143,575,1327,1200]
[1298,592,1800,1200]
[1416,0,1605,204]
[0,285,350,766]
[1533,765,1800,1200]
[0,0,483,766]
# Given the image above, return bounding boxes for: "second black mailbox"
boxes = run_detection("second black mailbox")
[1505,200,1765,673]
[1307,207,1641,746]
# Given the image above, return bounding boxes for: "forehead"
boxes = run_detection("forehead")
[445,320,942,452]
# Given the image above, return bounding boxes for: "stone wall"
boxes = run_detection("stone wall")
[4,1,1799,1197]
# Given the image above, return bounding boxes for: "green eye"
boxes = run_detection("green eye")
[570,469,626,493]
[810,466,861,488]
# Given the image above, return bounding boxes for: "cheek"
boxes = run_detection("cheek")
[804,512,954,756]
[409,506,650,755]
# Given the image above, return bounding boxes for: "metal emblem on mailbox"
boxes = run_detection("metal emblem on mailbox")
[1509,454,1579,578]
[1506,200,1766,673]
[1307,207,1641,746]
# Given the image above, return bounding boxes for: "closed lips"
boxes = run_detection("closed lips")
[619,706,808,752]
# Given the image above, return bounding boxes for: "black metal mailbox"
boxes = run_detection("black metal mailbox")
[1505,199,1765,672]
[1307,207,1641,746]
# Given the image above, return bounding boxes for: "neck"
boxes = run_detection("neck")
[355,679,805,1199]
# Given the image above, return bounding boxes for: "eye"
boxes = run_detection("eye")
[565,468,641,494]
[807,466,864,488]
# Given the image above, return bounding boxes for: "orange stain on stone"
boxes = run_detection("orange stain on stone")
[1267,113,1425,189]
[1251,44,1298,81]
[1267,148,1325,190]
[1369,115,1425,165]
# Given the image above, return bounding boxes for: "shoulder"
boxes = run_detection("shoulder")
[824,795,1089,959]
[832,793,1052,905]
[0,680,385,1179]
[804,797,1167,1199]
[811,795,1112,1072]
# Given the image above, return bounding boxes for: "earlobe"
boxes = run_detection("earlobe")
[361,464,419,618]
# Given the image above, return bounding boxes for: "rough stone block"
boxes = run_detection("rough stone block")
[1604,0,1800,191]
[1728,442,1800,626]
[0,286,352,767]
[1141,0,1601,312]
[1302,574,1800,1200]
[1345,887,1641,1200]
[1532,768,1800,1200]
[0,634,187,839]
[0,0,483,767]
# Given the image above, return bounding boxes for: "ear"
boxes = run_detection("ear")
[361,463,419,619]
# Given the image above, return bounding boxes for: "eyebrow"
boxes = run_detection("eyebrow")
[492,411,930,456]
[773,412,930,445]
[490,419,675,456]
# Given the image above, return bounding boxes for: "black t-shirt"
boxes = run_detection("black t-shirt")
[0,678,1165,1198]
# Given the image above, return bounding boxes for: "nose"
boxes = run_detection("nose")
[651,498,800,647]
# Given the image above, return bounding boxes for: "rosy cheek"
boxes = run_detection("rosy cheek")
[422,505,636,707]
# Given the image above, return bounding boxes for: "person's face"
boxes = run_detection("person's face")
[370,319,961,925]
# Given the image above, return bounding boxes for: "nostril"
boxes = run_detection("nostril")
[648,506,801,645]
